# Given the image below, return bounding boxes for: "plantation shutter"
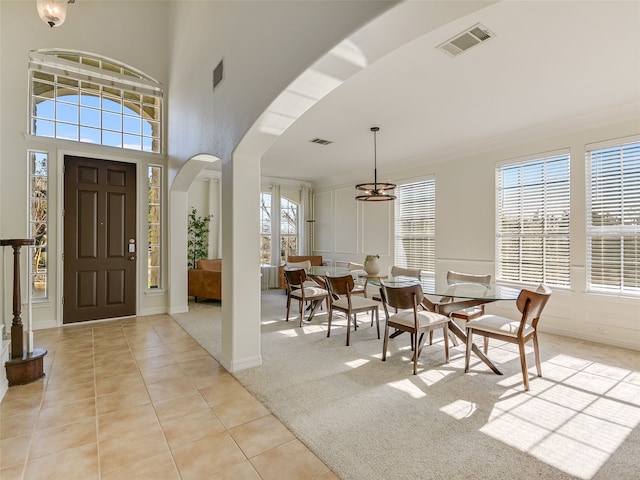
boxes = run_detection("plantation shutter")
[496,152,570,286]
[587,140,640,294]
[394,178,435,274]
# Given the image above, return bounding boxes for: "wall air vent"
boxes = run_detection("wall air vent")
[437,23,495,57]
[310,138,333,146]
[213,59,224,91]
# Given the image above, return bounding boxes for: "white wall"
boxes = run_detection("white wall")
[314,119,640,350]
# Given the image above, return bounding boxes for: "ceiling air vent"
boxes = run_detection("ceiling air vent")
[310,138,333,146]
[437,23,495,57]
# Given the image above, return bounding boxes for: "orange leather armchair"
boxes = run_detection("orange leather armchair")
[188,259,222,301]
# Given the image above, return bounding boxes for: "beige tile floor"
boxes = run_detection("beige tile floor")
[0,314,338,480]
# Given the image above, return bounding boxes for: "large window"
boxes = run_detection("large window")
[496,151,570,287]
[29,151,48,300]
[260,193,299,264]
[394,178,435,275]
[29,50,163,153]
[280,197,299,261]
[148,166,162,289]
[586,139,640,295]
[260,193,272,264]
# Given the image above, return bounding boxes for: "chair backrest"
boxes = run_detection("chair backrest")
[284,268,307,289]
[285,260,311,270]
[446,270,491,284]
[348,262,364,271]
[380,283,424,311]
[390,266,421,278]
[516,284,552,329]
[325,274,355,297]
[287,255,323,266]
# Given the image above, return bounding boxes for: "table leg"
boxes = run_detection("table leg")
[421,298,503,375]
[446,319,502,375]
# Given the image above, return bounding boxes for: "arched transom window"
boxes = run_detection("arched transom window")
[29,50,163,153]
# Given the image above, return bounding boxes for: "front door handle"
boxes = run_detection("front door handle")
[129,256,135,261]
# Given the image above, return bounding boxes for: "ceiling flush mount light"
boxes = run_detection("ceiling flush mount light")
[37,0,75,28]
[355,127,396,201]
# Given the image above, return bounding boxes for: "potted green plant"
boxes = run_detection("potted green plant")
[187,207,213,269]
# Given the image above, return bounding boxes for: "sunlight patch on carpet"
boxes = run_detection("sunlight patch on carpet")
[480,355,640,479]
[440,399,477,419]
[387,379,427,399]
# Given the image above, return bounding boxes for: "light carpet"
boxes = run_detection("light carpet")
[172,291,640,480]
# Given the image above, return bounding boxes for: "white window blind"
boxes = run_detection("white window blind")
[496,152,570,287]
[394,179,435,274]
[586,140,640,295]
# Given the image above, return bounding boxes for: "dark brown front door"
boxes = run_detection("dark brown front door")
[63,156,137,324]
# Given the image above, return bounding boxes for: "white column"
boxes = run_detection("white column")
[219,150,262,371]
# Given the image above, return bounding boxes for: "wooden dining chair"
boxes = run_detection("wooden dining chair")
[464,284,552,391]
[325,274,380,346]
[379,283,449,374]
[284,268,329,327]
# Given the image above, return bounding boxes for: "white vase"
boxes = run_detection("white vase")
[364,257,379,275]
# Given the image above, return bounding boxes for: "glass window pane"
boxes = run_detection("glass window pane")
[80,107,100,127]
[32,119,55,137]
[103,130,121,148]
[123,116,141,135]
[123,134,142,151]
[102,111,122,131]
[56,123,78,141]
[80,126,101,144]
[33,98,55,120]
[56,102,78,123]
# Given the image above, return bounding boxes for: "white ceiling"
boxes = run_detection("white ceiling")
[257,0,640,187]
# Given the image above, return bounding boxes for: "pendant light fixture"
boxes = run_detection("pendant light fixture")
[355,127,396,201]
[37,0,75,28]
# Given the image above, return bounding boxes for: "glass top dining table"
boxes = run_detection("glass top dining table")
[376,275,521,302]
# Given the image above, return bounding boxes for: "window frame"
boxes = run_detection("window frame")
[147,165,163,290]
[495,150,571,288]
[28,150,49,302]
[260,193,272,265]
[586,137,640,296]
[28,50,163,154]
[280,196,299,262]
[394,176,436,276]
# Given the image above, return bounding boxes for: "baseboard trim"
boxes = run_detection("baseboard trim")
[169,306,189,315]
[219,354,263,372]
[539,325,640,351]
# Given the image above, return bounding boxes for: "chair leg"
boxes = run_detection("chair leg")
[533,334,542,377]
[483,337,489,354]
[299,301,304,328]
[518,341,529,391]
[464,329,474,373]
[414,330,427,375]
[382,322,389,361]
[429,330,433,345]
[327,308,333,338]
[442,323,449,363]
[374,308,380,339]
[285,295,291,322]
[346,312,351,346]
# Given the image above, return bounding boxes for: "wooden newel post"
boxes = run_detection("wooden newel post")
[2,238,47,385]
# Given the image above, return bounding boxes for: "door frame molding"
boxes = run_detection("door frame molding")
[56,148,143,326]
